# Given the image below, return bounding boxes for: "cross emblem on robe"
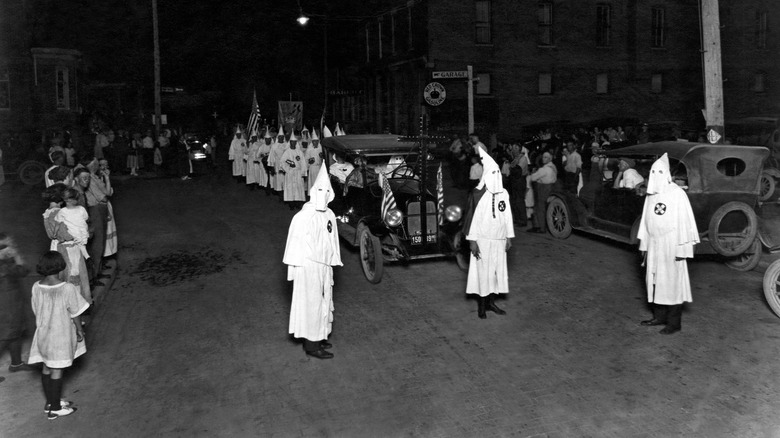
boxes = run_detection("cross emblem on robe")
[654,203,667,215]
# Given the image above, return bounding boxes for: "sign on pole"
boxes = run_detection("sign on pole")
[424,82,446,106]
[432,71,468,79]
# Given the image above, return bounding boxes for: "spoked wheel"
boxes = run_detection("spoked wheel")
[453,231,469,271]
[759,171,776,202]
[546,197,572,238]
[18,160,47,185]
[762,259,780,318]
[724,237,762,272]
[359,226,384,283]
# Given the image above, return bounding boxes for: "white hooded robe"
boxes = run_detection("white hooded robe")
[284,166,343,341]
[637,153,699,305]
[281,142,307,201]
[464,149,515,297]
[228,135,247,177]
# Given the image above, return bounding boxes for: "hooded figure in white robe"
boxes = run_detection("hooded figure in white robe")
[245,129,261,186]
[462,148,515,319]
[305,129,324,192]
[283,165,343,359]
[637,153,699,334]
[280,132,307,205]
[255,128,272,189]
[227,129,247,179]
[268,127,288,192]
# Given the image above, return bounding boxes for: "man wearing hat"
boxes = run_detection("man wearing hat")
[613,157,644,189]
[283,165,343,359]
[462,148,514,319]
[637,153,698,335]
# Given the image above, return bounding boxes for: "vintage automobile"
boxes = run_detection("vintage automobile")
[545,141,770,270]
[319,134,468,283]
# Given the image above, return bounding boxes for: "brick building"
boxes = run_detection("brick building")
[0,0,85,160]
[344,0,779,139]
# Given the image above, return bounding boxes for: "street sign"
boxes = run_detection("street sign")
[432,71,468,79]
[424,82,446,106]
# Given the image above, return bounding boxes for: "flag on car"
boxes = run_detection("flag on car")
[246,90,261,138]
[437,163,444,225]
[379,172,397,220]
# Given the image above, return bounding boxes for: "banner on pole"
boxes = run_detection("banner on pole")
[278,101,303,132]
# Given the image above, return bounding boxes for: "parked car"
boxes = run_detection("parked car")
[726,116,780,201]
[320,134,468,283]
[545,141,770,271]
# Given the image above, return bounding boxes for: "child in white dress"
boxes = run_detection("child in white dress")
[54,188,90,260]
[28,251,89,420]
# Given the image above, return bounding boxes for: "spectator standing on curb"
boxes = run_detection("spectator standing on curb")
[528,151,557,233]
[508,144,528,227]
[283,166,343,359]
[28,251,88,420]
[638,153,699,335]
[98,159,118,259]
[141,130,155,174]
[462,148,514,319]
[0,233,36,375]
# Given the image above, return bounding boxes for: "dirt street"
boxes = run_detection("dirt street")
[1,168,779,438]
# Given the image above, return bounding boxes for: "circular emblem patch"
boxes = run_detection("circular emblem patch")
[654,203,666,215]
[295,155,300,161]
[327,220,332,233]
[498,200,506,212]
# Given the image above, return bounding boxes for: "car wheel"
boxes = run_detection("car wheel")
[759,171,776,202]
[724,237,762,272]
[763,258,780,318]
[453,231,469,271]
[18,160,46,185]
[708,201,758,257]
[546,197,572,239]
[359,226,384,284]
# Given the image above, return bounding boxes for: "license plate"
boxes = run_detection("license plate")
[411,234,437,245]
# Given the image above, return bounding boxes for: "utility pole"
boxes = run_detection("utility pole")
[701,0,724,144]
[152,0,162,137]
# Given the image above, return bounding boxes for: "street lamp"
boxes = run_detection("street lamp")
[296,9,309,26]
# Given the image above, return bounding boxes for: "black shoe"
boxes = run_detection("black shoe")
[659,326,680,335]
[640,319,666,326]
[486,303,506,315]
[306,349,334,359]
[320,341,333,350]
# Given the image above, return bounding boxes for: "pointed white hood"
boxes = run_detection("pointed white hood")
[322,126,333,138]
[646,153,672,195]
[476,148,503,194]
[309,164,334,211]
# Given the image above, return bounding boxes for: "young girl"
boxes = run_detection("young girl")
[27,251,89,419]
[55,188,90,261]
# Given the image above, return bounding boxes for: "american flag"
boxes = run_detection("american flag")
[246,90,261,137]
[437,163,444,225]
[379,173,397,219]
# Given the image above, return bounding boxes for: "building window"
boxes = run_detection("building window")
[651,7,665,48]
[651,74,663,93]
[596,73,608,94]
[476,73,491,95]
[538,73,552,95]
[538,2,553,46]
[756,11,767,49]
[754,73,766,93]
[475,1,491,44]
[56,66,70,110]
[596,4,611,47]
[0,67,9,109]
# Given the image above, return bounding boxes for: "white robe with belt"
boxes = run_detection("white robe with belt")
[305,146,324,192]
[283,204,342,341]
[268,142,288,191]
[465,188,515,296]
[638,184,699,304]
[228,138,247,177]
[281,148,307,201]
[245,142,261,184]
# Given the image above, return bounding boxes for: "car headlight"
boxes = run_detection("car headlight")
[445,205,462,222]
[193,152,206,159]
[384,208,403,227]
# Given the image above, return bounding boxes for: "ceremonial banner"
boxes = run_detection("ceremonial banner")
[278,101,303,132]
